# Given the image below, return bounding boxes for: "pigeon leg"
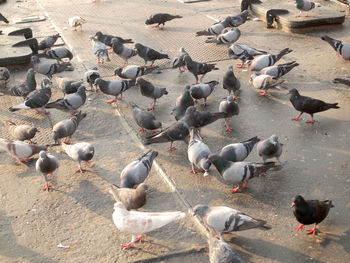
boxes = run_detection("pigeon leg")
[116,93,123,100]
[296,11,302,18]
[21,158,31,162]
[199,74,205,83]
[147,99,156,111]
[76,162,85,173]
[241,182,248,190]
[306,115,315,124]
[292,112,303,121]
[151,129,158,133]
[63,137,70,143]
[152,24,160,28]
[296,224,305,231]
[259,90,267,96]
[307,224,317,235]
[237,63,244,68]
[121,243,136,250]
[190,165,196,174]
[231,186,241,193]
[139,127,145,132]
[224,118,233,132]
[43,182,51,191]
[179,67,185,73]
[134,234,146,243]
[259,172,267,177]
[168,142,177,151]
[108,98,116,104]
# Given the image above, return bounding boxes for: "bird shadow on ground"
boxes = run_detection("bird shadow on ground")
[318,228,350,253]
[0,210,58,263]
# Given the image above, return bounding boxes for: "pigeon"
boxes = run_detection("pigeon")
[190,106,228,129]
[172,47,189,73]
[136,77,168,111]
[229,44,267,68]
[9,68,36,98]
[184,55,219,84]
[111,39,137,66]
[257,135,286,165]
[196,21,227,37]
[247,48,293,71]
[292,195,334,235]
[190,80,219,106]
[84,67,100,91]
[188,128,211,176]
[0,12,9,23]
[145,13,182,28]
[220,136,260,162]
[224,10,250,27]
[171,85,195,121]
[0,67,10,83]
[208,154,276,193]
[61,142,95,173]
[5,120,39,143]
[52,111,86,144]
[288,88,339,123]
[134,43,170,66]
[95,78,135,103]
[90,36,110,64]
[36,47,73,63]
[112,201,185,250]
[132,104,162,132]
[219,96,239,131]
[45,85,86,113]
[35,151,59,191]
[0,138,47,162]
[31,56,73,79]
[38,34,60,51]
[209,235,243,263]
[111,183,148,210]
[56,78,83,94]
[114,65,157,79]
[295,0,315,17]
[68,16,86,31]
[120,150,158,188]
[9,78,52,114]
[205,28,241,45]
[193,204,270,235]
[321,35,350,61]
[95,31,133,47]
[257,61,299,78]
[223,65,240,98]
[249,74,284,96]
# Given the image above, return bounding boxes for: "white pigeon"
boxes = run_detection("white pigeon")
[68,16,86,31]
[112,201,185,250]
[0,138,47,162]
[61,142,95,173]
[249,74,284,96]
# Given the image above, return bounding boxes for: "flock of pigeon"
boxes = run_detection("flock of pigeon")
[0,0,348,261]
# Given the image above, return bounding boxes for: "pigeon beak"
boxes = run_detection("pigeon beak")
[291,202,295,208]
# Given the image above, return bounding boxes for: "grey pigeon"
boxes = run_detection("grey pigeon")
[258,61,299,78]
[209,235,243,263]
[84,67,100,91]
[9,78,52,114]
[145,13,182,28]
[295,0,315,17]
[95,78,135,103]
[229,44,267,68]
[52,111,86,144]
[190,106,228,129]
[95,31,133,47]
[188,128,211,176]
[132,103,162,132]
[219,96,239,131]
[112,39,137,66]
[35,151,59,191]
[171,84,195,121]
[184,55,218,84]
[90,36,110,64]
[0,138,47,162]
[190,80,219,106]
[135,43,170,66]
[249,73,284,96]
[61,142,95,173]
[9,68,36,98]
[136,77,168,111]
[5,120,39,143]
[247,48,293,71]
[224,10,249,27]
[196,21,226,37]
[31,56,74,79]
[257,135,286,165]
[205,28,241,45]
[55,77,83,94]
[321,35,350,61]
[172,47,189,73]
[37,47,73,63]
[45,85,86,113]
[120,150,158,188]
[114,65,157,79]
[112,183,148,210]
[209,154,276,193]
[223,65,240,98]
[193,204,270,235]
[0,12,9,23]
[38,33,60,51]
[220,136,260,162]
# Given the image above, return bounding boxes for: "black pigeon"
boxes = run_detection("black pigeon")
[38,34,60,51]
[135,43,170,66]
[0,12,9,23]
[292,195,334,235]
[145,13,182,28]
[288,89,339,123]
[95,31,133,47]
[184,55,218,84]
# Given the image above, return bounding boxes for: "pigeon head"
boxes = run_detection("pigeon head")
[185,106,196,115]
[184,84,191,91]
[41,78,52,89]
[208,154,228,174]
[39,150,47,159]
[77,85,86,93]
[135,77,145,86]
[179,47,185,53]
[149,150,159,161]
[270,135,278,144]
[145,18,152,25]
[288,88,300,96]
[291,195,306,208]
[114,67,122,76]
[94,78,102,86]
[29,127,39,137]
[228,65,234,71]
[192,205,210,218]
[95,31,102,39]
[227,95,235,103]
[31,56,40,64]
[134,43,142,49]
